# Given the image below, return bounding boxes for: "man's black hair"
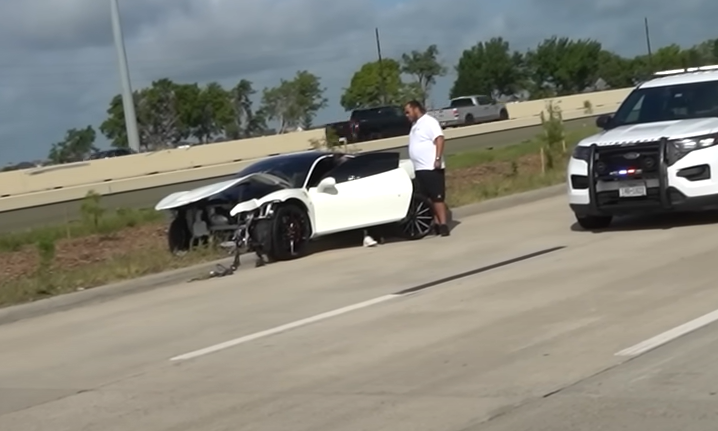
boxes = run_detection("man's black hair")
[405,100,425,113]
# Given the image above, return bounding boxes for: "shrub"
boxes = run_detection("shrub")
[80,190,105,232]
[539,101,566,171]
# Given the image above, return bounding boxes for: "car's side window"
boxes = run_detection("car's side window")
[324,153,399,184]
[306,156,338,188]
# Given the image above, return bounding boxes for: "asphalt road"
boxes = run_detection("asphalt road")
[0,116,598,232]
[2,194,718,429]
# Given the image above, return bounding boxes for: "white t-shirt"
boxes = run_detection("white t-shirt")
[408,113,445,171]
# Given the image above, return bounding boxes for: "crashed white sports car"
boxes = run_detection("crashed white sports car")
[154,150,435,266]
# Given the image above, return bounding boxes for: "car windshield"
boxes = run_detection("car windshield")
[234,155,317,188]
[612,79,718,127]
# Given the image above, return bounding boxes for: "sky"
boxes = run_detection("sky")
[0,0,717,165]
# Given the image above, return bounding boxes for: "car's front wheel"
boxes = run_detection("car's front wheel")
[575,214,612,230]
[168,214,191,255]
[265,203,311,261]
[396,193,435,240]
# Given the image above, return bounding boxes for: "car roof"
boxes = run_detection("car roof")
[639,66,718,89]
[241,150,344,170]
[262,150,337,162]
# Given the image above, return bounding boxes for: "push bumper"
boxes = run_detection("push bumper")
[569,138,718,217]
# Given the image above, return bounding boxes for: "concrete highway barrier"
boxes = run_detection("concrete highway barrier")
[0,87,631,213]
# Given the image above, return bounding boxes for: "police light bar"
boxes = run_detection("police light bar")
[653,65,718,76]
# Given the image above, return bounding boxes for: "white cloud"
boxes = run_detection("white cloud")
[0,0,716,163]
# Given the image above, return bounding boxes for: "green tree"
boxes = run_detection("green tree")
[261,71,327,133]
[340,59,405,110]
[597,51,638,88]
[293,70,328,129]
[650,44,704,71]
[135,78,188,149]
[98,93,133,149]
[47,126,97,164]
[225,79,266,139]
[188,82,234,143]
[400,44,447,106]
[525,36,602,97]
[100,79,188,150]
[450,37,525,99]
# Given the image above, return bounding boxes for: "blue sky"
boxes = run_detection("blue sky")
[1,0,717,165]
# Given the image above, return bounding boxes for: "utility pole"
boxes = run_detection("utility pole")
[111,0,141,152]
[644,17,653,70]
[375,27,387,105]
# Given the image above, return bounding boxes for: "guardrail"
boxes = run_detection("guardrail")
[0,87,631,212]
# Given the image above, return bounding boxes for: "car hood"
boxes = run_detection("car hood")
[154,172,290,211]
[579,118,718,147]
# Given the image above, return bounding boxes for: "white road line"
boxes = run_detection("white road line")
[170,294,399,361]
[615,308,718,357]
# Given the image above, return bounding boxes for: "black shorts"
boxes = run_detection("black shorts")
[415,169,446,202]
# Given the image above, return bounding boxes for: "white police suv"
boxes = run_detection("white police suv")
[567,65,718,229]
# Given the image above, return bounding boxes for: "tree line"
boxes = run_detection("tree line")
[11,34,718,168]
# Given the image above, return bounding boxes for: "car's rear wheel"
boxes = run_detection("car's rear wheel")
[575,214,612,230]
[465,114,475,125]
[499,109,509,120]
[396,193,435,240]
[265,203,311,261]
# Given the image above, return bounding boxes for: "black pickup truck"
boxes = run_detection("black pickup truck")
[325,105,412,144]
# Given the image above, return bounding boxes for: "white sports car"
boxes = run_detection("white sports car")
[154,150,435,267]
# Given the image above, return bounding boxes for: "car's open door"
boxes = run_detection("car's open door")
[307,152,413,236]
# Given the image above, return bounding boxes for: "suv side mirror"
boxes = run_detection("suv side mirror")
[596,114,613,130]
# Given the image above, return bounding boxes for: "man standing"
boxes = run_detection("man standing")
[404,100,450,237]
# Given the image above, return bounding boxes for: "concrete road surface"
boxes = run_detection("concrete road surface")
[3,194,718,430]
[0,116,597,232]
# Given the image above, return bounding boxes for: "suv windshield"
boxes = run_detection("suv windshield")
[612,79,718,127]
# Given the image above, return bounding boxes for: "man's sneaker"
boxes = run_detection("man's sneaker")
[363,234,378,247]
[438,224,451,237]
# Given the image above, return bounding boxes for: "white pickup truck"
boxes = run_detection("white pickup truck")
[428,95,509,128]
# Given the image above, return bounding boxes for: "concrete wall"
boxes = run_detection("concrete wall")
[0,87,632,211]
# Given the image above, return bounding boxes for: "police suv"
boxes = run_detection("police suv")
[567,65,718,229]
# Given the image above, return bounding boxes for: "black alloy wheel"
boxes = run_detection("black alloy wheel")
[269,204,311,261]
[397,193,435,240]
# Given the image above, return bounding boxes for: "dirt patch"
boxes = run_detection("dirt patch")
[2,223,167,282]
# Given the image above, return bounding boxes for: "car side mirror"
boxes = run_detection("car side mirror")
[317,177,337,193]
[596,114,613,130]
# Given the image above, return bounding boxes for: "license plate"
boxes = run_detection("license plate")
[619,185,647,197]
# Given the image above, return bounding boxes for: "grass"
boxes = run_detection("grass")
[0,244,224,306]
[0,123,600,308]
[445,127,598,207]
[0,206,165,252]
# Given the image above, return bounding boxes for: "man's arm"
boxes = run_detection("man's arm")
[434,135,445,160]
[430,119,445,163]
